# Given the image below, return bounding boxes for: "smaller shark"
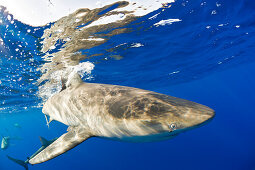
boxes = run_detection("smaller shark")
[7,136,57,170]
[14,123,22,129]
[1,136,10,150]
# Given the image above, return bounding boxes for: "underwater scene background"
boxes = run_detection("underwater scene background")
[0,0,255,169]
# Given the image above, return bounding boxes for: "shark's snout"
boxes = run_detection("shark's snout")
[197,105,215,125]
[183,105,215,129]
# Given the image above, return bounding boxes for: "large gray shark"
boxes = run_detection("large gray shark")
[28,73,214,165]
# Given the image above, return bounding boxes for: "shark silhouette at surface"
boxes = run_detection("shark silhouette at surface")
[8,73,215,169]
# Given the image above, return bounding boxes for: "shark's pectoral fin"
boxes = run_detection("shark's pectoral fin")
[29,127,91,165]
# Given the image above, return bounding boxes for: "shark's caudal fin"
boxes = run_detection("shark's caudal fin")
[29,127,91,164]
[7,155,28,170]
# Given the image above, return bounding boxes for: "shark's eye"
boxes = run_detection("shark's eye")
[169,123,177,132]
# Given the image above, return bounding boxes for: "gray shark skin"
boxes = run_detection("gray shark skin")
[29,74,215,165]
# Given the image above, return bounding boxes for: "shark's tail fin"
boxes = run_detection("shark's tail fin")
[7,155,28,170]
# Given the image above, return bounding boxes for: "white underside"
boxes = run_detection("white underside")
[101,132,178,142]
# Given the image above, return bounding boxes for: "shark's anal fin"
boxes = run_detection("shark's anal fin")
[29,127,91,164]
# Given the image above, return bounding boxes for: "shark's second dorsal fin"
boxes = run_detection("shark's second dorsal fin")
[39,137,49,147]
[66,72,83,88]
[29,127,91,164]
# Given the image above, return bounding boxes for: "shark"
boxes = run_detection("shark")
[1,136,10,150]
[9,73,215,168]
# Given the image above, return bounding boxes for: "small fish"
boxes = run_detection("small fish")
[14,123,22,128]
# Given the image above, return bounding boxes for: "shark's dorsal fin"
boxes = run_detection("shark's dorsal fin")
[66,72,83,88]
[29,127,91,164]
[39,137,49,147]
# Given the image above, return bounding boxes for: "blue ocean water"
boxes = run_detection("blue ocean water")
[0,0,255,170]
